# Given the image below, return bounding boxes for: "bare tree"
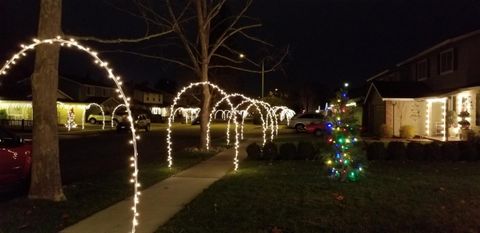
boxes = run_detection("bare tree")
[72,0,286,150]
[29,0,65,201]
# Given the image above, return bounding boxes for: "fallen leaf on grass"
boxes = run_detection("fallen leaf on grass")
[332,192,344,201]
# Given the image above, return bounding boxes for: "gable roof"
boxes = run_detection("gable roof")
[367,29,480,82]
[364,81,435,103]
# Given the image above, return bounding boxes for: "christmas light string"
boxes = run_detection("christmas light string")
[82,103,105,130]
[166,82,232,168]
[111,104,126,128]
[0,37,141,233]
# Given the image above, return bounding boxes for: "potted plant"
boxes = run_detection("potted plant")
[458,110,470,140]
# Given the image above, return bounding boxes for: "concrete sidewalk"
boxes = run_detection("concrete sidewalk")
[61,140,250,233]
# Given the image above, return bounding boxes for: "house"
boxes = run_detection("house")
[130,84,170,120]
[0,75,124,126]
[364,29,480,140]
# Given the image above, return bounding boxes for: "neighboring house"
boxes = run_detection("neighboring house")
[58,76,117,101]
[131,85,170,120]
[364,29,480,140]
[0,75,124,126]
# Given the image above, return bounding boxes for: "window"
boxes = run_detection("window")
[416,59,428,80]
[86,86,94,96]
[439,49,455,74]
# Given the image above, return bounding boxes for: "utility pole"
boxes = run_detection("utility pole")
[261,60,265,98]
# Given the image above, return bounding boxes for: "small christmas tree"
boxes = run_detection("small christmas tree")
[326,83,363,182]
[65,107,77,131]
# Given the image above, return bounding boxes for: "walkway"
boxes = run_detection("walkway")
[61,140,251,233]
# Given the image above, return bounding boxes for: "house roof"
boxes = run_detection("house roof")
[367,29,480,82]
[60,75,115,88]
[83,97,118,105]
[364,81,436,103]
[397,29,480,66]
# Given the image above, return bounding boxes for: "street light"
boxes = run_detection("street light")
[238,53,267,98]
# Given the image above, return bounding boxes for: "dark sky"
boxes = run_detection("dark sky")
[1,0,480,99]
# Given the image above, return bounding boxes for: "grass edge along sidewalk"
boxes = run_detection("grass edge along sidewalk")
[61,139,252,233]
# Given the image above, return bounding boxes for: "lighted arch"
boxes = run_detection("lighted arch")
[0,37,141,232]
[272,106,296,126]
[232,99,267,145]
[213,109,226,120]
[111,104,127,128]
[82,103,105,130]
[167,82,240,170]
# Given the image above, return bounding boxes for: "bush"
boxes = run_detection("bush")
[424,142,443,161]
[279,143,296,160]
[366,142,386,160]
[442,142,460,161]
[386,141,407,160]
[262,142,278,160]
[252,113,263,125]
[297,141,316,160]
[458,141,477,161]
[246,142,261,160]
[0,109,7,120]
[406,142,424,161]
[400,125,416,139]
[379,124,393,138]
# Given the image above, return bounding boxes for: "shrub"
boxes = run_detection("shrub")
[252,113,263,125]
[386,141,407,160]
[246,142,261,160]
[0,109,7,120]
[297,141,316,160]
[400,125,416,139]
[458,141,477,161]
[279,143,296,160]
[442,142,460,161]
[406,142,424,161]
[424,142,442,161]
[366,142,386,160]
[379,124,393,138]
[262,142,278,160]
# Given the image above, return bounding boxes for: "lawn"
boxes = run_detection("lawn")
[0,151,215,233]
[157,160,480,233]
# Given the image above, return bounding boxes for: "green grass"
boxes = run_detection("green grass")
[157,161,480,233]
[0,151,215,233]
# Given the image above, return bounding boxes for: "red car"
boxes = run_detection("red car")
[305,122,332,137]
[0,128,32,190]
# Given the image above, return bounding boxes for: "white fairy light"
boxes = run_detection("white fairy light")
[166,82,238,169]
[81,103,105,130]
[272,106,296,126]
[208,93,275,149]
[233,100,266,145]
[111,104,127,128]
[0,37,141,233]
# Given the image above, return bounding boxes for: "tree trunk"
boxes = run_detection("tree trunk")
[195,0,211,151]
[29,0,65,201]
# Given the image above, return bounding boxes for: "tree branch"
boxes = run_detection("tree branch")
[101,49,195,70]
[208,24,262,60]
[68,30,174,43]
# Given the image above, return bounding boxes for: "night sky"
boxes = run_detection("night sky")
[1,0,480,101]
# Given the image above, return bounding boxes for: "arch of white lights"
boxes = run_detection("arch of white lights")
[272,106,296,126]
[82,103,105,130]
[0,37,141,233]
[166,81,240,170]
[111,103,127,128]
[172,107,201,124]
[232,99,267,145]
